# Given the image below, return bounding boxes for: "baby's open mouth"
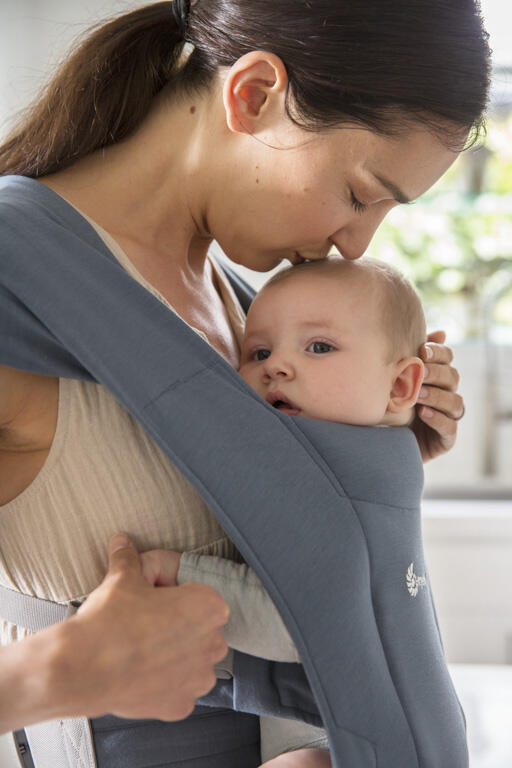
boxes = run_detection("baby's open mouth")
[266,392,300,415]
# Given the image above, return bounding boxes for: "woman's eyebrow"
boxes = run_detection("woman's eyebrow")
[373,173,411,204]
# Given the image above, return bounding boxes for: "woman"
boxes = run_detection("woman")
[0,0,489,766]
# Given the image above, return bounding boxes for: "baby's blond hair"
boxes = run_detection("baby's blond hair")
[260,257,426,362]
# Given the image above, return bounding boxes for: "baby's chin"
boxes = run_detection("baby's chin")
[298,410,384,426]
[380,408,416,428]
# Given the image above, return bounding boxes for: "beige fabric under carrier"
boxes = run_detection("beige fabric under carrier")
[0,221,246,646]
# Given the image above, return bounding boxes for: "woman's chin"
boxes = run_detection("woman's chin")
[225,251,289,273]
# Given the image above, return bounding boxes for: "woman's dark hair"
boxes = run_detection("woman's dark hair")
[0,0,491,177]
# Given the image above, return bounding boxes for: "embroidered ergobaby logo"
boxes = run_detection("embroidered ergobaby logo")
[406,562,426,597]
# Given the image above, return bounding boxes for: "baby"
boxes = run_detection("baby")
[141,257,426,767]
[238,256,425,427]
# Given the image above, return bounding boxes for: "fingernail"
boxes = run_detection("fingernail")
[419,387,429,400]
[424,345,433,360]
[422,407,434,419]
[110,534,131,553]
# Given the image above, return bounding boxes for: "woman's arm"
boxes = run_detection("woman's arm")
[0,536,229,734]
[414,331,465,462]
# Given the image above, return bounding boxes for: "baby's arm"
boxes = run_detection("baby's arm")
[140,548,299,661]
[178,555,332,767]
[178,552,301,662]
[141,549,330,765]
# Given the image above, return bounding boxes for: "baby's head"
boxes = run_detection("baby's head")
[239,257,426,427]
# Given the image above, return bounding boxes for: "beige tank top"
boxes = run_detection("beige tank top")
[0,220,247,644]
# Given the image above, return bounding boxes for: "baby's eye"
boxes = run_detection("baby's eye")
[307,341,335,354]
[253,349,271,361]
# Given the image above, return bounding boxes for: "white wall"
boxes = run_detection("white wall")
[0,0,141,137]
[480,0,512,67]
[423,500,512,664]
[424,342,512,496]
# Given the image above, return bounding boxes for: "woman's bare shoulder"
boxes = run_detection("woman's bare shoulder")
[0,366,58,440]
[0,368,59,504]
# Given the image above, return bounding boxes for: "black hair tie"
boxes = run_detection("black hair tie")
[172,0,191,40]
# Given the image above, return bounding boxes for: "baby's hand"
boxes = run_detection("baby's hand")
[140,549,182,587]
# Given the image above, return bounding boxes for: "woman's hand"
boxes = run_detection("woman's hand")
[41,535,228,726]
[140,548,182,587]
[412,330,465,463]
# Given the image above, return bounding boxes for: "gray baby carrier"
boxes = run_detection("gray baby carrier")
[0,176,467,767]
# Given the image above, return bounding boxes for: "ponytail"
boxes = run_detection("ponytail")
[0,0,491,178]
[0,3,184,177]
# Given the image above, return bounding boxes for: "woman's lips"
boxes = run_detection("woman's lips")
[290,252,306,266]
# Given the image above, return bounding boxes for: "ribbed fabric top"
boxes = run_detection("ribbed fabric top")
[0,218,246,644]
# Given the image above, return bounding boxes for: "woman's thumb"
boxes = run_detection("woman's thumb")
[107,533,142,578]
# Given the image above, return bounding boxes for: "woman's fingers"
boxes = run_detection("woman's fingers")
[421,338,459,391]
[415,405,458,457]
[417,385,465,420]
[423,362,460,391]
[425,329,446,346]
[421,341,453,366]
[413,330,464,461]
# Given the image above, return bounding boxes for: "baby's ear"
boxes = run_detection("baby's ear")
[386,356,425,415]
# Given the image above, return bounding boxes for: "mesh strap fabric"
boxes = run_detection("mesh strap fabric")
[0,584,76,632]
[24,720,96,768]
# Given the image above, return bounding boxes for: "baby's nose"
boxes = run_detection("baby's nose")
[263,355,294,379]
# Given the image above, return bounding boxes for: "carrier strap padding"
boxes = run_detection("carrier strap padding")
[0,584,76,632]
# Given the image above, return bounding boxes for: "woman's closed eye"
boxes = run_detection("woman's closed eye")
[306,341,336,354]
[350,191,368,215]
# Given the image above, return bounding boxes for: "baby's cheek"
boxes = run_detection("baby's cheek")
[238,363,259,392]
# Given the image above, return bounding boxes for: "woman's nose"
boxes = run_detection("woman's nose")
[330,205,393,260]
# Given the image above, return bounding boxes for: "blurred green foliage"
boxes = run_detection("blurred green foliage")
[367,114,512,339]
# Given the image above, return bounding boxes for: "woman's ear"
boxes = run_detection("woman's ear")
[386,357,425,415]
[222,51,289,135]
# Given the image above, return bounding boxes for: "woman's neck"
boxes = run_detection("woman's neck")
[39,86,220,278]
[38,89,242,367]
